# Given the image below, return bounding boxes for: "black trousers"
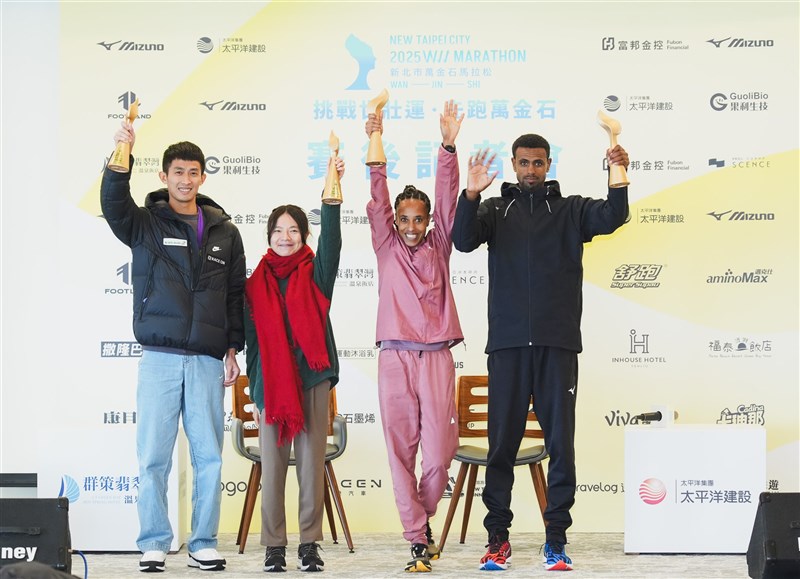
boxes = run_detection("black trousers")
[482,346,578,544]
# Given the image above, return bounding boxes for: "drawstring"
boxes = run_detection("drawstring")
[503,198,516,219]
[545,184,553,214]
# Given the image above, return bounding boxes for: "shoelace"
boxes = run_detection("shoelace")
[299,543,322,559]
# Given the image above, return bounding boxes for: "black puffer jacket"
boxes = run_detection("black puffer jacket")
[101,164,245,359]
[453,180,628,353]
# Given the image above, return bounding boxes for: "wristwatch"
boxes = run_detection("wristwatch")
[442,143,456,153]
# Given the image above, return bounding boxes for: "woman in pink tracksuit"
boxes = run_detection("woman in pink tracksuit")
[365,100,463,573]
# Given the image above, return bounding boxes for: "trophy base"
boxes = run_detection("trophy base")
[321,198,343,205]
[366,160,386,167]
[609,181,630,188]
[107,163,130,173]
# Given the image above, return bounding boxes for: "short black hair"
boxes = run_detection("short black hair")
[266,204,310,244]
[162,141,205,174]
[394,185,431,214]
[512,134,550,159]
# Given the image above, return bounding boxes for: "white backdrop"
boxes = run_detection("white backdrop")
[1,1,797,550]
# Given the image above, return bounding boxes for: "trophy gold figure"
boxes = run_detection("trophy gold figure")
[597,110,629,188]
[108,98,140,173]
[365,88,389,166]
[322,131,343,205]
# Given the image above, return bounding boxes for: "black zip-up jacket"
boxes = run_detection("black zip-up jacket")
[101,164,245,359]
[452,180,628,353]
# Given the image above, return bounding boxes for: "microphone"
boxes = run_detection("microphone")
[634,410,679,423]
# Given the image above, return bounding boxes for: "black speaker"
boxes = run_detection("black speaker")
[747,492,800,579]
[0,498,71,574]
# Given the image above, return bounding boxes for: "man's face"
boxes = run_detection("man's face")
[394,198,430,248]
[511,147,551,193]
[159,159,206,213]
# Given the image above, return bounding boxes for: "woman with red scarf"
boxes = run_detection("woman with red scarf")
[244,158,344,573]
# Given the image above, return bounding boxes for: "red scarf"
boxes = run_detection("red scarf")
[245,245,331,445]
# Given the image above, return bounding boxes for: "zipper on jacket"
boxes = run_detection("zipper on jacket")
[138,259,157,321]
[527,192,534,346]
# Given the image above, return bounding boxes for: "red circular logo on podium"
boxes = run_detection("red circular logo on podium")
[639,478,667,505]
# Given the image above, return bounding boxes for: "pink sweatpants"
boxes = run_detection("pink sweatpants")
[378,348,459,544]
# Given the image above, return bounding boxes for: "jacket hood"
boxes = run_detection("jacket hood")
[145,189,229,217]
[500,180,562,199]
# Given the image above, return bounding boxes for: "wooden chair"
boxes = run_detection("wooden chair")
[230,375,354,553]
[438,375,548,551]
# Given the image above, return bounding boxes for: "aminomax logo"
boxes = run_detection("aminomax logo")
[706,37,774,48]
[97,40,165,51]
[199,99,267,112]
[706,268,771,284]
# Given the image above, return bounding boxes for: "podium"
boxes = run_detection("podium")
[624,424,765,553]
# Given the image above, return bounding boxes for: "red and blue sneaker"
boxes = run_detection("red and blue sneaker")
[479,536,511,571]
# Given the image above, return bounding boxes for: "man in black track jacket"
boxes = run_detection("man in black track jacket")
[452,135,629,572]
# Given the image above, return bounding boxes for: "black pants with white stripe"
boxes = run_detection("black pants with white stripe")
[482,346,578,545]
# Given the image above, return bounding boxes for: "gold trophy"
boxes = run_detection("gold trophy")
[322,130,343,205]
[108,98,140,173]
[365,88,389,166]
[597,110,629,188]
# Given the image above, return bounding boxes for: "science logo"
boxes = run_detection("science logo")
[708,158,725,168]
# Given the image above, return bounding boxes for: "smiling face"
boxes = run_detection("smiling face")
[511,147,551,193]
[159,159,206,214]
[269,212,304,257]
[394,198,431,248]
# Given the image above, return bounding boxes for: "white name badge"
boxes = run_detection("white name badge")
[163,238,188,247]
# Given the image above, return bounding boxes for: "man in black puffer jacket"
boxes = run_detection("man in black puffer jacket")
[453,135,629,572]
[101,122,245,573]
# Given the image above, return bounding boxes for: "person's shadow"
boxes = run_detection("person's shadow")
[345,34,375,90]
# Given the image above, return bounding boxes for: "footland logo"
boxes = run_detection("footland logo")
[639,478,667,505]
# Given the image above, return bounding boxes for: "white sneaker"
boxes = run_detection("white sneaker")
[139,550,166,573]
[188,548,227,571]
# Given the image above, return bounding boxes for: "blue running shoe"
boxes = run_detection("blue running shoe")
[543,542,573,571]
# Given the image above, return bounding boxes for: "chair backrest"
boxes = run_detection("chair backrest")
[232,375,259,439]
[232,374,338,437]
[456,375,544,439]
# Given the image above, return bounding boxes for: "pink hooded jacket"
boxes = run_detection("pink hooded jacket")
[367,146,464,347]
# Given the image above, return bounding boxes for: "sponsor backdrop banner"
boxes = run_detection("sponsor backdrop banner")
[2,1,797,549]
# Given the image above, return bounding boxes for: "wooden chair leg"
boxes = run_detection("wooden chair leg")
[439,462,468,552]
[459,464,479,544]
[323,469,338,544]
[529,462,548,524]
[324,461,354,552]
[239,461,262,554]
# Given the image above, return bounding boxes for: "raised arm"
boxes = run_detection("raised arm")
[315,158,345,298]
[431,100,464,244]
[452,148,498,252]
[100,121,146,247]
[365,112,395,253]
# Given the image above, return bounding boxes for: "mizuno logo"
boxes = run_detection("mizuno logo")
[706,37,730,48]
[707,210,732,221]
[200,100,224,111]
[97,40,122,50]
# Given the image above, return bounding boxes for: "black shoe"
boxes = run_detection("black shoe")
[425,520,440,560]
[264,546,287,572]
[297,542,324,572]
[405,543,432,573]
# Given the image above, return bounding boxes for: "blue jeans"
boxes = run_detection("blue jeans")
[136,350,225,553]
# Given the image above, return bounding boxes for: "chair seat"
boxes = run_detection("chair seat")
[242,444,341,461]
[455,443,547,466]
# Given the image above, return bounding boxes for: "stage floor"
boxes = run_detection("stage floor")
[75,532,749,578]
